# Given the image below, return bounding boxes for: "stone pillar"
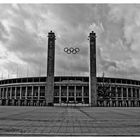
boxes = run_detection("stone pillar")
[0,88,2,99]
[89,31,97,107]
[20,86,22,100]
[46,31,56,106]
[15,87,17,100]
[126,87,128,100]
[137,88,139,99]
[115,86,118,107]
[130,87,133,107]
[82,86,84,103]
[12,87,15,106]
[139,88,140,100]
[131,87,133,99]
[66,86,69,103]
[1,88,2,99]
[2,88,4,99]
[10,87,12,100]
[18,86,21,106]
[24,86,27,106]
[1,87,3,105]
[31,86,33,106]
[121,87,124,107]
[59,86,61,104]
[134,100,137,107]
[37,86,40,106]
[0,88,1,105]
[74,86,76,103]
[130,100,132,107]
[6,88,8,99]
[121,87,123,100]
[6,87,8,105]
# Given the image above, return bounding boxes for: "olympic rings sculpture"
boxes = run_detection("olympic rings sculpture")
[64,47,80,54]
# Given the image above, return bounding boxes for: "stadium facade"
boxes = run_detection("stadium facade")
[0,31,140,107]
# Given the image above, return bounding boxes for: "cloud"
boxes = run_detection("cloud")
[0,4,140,80]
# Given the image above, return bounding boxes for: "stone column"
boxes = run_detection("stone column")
[37,86,40,106]
[121,87,124,107]
[130,87,132,99]
[0,88,1,98]
[15,87,17,100]
[24,86,27,106]
[139,88,140,100]
[121,87,123,100]
[115,86,118,107]
[89,31,97,107]
[0,88,2,99]
[5,87,8,100]
[137,88,139,99]
[131,87,133,107]
[66,86,69,103]
[134,98,137,107]
[12,87,15,106]
[31,86,33,106]
[109,86,112,107]
[74,86,76,103]
[0,88,2,105]
[1,88,3,105]
[128,100,131,107]
[138,88,140,107]
[126,87,128,100]
[6,87,8,105]
[82,86,84,103]
[18,86,22,106]
[59,86,61,104]
[20,86,22,100]
[2,88,4,99]
[134,88,137,107]
[46,31,56,106]
[128,87,131,107]
[10,87,12,100]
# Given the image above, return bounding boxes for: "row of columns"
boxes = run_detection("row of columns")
[58,86,85,103]
[114,86,140,100]
[0,85,84,100]
[0,86,41,100]
[0,85,140,106]
[97,100,140,107]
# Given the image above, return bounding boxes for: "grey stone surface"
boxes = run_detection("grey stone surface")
[89,31,97,106]
[0,106,140,136]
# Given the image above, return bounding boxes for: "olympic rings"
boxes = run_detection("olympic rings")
[64,47,80,54]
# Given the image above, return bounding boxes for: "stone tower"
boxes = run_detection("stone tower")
[46,31,56,106]
[89,31,97,106]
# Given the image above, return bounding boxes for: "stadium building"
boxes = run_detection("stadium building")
[0,31,140,107]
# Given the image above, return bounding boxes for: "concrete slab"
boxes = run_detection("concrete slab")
[0,106,140,136]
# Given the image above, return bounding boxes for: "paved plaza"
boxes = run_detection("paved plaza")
[0,106,140,136]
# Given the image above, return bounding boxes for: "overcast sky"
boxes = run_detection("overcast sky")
[0,4,140,80]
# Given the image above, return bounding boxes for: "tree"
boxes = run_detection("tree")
[97,72,117,101]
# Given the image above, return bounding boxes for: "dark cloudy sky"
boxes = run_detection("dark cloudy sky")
[0,4,140,80]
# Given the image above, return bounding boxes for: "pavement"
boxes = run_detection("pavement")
[0,106,140,136]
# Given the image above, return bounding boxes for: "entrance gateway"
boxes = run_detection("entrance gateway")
[46,31,97,106]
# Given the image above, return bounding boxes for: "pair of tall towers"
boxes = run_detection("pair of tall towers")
[46,31,97,106]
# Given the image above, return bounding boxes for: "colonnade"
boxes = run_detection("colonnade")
[0,84,140,107]
[97,85,140,107]
[0,86,46,106]
[54,85,89,104]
